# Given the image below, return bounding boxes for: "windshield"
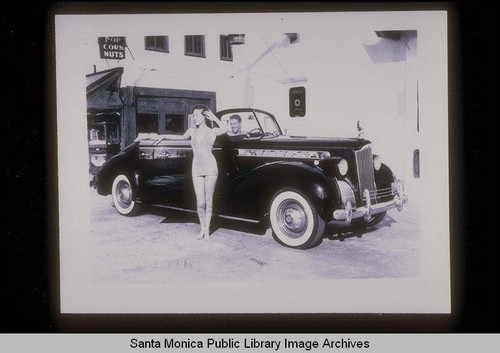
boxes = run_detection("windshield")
[219,110,281,138]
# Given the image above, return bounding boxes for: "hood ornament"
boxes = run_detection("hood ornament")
[356,120,365,138]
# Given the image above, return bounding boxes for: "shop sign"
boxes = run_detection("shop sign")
[289,86,306,117]
[228,34,245,45]
[98,37,127,59]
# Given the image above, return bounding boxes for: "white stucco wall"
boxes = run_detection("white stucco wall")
[71,12,440,186]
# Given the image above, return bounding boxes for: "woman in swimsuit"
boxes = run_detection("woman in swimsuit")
[174,105,227,239]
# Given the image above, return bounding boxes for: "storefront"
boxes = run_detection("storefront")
[86,67,124,179]
[120,86,216,147]
[86,67,218,183]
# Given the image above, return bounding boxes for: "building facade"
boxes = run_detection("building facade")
[84,14,421,191]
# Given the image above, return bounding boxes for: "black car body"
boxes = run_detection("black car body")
[96,108,408,249]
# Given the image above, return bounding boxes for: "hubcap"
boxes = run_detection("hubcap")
[115,180,132,208]
[284,208,303,230]
[277,200,308,238]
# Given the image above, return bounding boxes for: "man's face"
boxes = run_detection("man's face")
[230,119,241,134]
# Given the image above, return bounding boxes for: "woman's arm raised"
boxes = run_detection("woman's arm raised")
[204,109,228,136]
[162,128,193,140]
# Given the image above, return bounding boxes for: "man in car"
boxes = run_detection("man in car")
[227,114,244,136]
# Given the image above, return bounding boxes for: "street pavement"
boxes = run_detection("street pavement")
[88,187,420,284]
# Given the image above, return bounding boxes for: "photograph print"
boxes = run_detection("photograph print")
[55,11,450,314]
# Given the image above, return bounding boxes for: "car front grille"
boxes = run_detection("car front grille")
[355,145,377,204]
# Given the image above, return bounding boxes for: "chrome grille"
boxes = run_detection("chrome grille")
[355,145,376,204]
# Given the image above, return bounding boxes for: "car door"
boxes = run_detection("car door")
[139,139,195,209]
[211,134,240,216]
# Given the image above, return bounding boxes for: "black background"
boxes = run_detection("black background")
[1,2,498,333]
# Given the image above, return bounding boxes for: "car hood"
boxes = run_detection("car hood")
[233,135,371,151]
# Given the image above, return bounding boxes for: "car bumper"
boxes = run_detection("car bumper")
[332,180,408,222]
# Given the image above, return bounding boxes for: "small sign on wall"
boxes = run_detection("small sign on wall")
[289,86,306,117]
[98,37,127,60]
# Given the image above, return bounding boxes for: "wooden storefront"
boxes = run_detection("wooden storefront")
[120,86,217,148]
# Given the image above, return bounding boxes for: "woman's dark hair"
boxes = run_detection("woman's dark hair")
[190,104,211,127]
[191,104,208,114]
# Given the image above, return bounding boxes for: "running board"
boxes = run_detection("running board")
[145,203,262,224]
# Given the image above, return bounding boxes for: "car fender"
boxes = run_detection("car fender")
[95,143,140,196]
[374,163,397,189]
[329,163,397,210]
[228,161,334,221]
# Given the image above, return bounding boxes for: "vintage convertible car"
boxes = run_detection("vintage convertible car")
[96,108,408,249]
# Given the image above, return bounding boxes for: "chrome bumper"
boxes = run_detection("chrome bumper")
[333,180,408,222]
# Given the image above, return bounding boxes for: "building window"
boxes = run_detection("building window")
[137,113,159,134]
[220,35,233,61]
[413,149,420,178]
[185,35,205,58]
[164,114,185,134]
[145,36,169,53]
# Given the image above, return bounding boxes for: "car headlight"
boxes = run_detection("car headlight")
[338,158,348,176]
[373,155,381,171]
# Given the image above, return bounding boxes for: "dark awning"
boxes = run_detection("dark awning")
[86,67,124,112]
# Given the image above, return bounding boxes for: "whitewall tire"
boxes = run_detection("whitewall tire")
[111,174,140,216]
[269,188,325,249]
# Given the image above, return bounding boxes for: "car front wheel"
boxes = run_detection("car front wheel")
[111,174,140,216]
[269,188,325,249]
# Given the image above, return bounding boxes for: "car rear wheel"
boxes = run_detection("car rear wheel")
[111,174,140,216]
[269,188,325,249]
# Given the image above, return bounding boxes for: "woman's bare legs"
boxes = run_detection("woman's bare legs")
[203,175,218,238]
[192,176,206,239]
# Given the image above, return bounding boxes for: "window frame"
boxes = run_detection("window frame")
[144,35,169,53]
[184,35,206,58]
[219,35,233,62]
